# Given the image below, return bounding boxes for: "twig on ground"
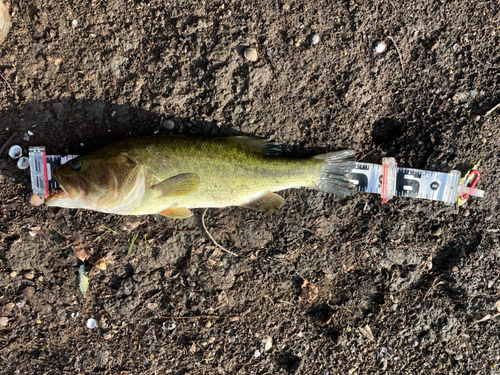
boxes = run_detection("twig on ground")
[387,36,404,75]
[485,102,500,117]
[0,73,13,93]
[202,209,239,257]
[158,313,219,319]
[0,132,17,156]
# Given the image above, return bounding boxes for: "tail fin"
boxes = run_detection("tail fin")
[313,150,356,196]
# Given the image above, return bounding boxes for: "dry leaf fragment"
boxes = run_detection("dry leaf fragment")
[298,280,318,304]
[95,258,107,270]
[74,245,90,261]
[262,336,273,352]
[189,342,196,354]
[317,311,333,326]
[358,325,374,341]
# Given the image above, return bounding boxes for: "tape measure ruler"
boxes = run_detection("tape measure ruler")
[28,148,484,206]
[350,157,484,206]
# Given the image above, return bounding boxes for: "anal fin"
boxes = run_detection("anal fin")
[158,207,193,218]
[243,192,284,212]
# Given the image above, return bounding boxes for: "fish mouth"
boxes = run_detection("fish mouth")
[44,189,72,207]
[52,168,86,201]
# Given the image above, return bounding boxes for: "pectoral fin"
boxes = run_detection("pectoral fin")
[158,207,193,218]
[243,192,284,212]
[152,173,200,197]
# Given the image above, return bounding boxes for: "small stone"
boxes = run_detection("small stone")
[495,300,500,312]
[254,350,261,358]
[208,336,215,344]
[5,303,15,310]
[146,302,157,310]
[282,3,290,11]
[310,34,320,45]
[24,271,35,280]
[164,119,175,130]
[431,227,442,237]
[205,320,212,328]
[374,41,387,53]
[428,38,438,50]
[471,114,480,122]
[9,271,17,278]
[463,209,470,217]
[244,47,258,62]
[72,19,78,27]
[229,316,240,322]
[482,137,487,144]
[0,317,8,327]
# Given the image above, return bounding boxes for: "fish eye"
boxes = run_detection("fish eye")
[70,160,82,171]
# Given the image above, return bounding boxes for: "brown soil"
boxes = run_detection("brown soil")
[1,0,499,374]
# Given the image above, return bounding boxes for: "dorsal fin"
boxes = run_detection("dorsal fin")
[229,136,281,156]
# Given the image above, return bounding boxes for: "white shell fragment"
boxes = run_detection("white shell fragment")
[8,145,22,159]
[374,41,387,53]
[244,47,258,62]
[86,318,97,329]
[72,19,78,27]
[310,34,320,45]
[17,157,30,169]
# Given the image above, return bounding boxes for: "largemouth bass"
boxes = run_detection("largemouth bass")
[45,135,356,218]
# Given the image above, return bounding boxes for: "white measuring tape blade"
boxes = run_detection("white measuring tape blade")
[350,161,484,205]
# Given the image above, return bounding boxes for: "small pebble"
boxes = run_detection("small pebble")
[471,114,480,121]
[310,34,320,45]
[103,332,113,340]
[374,41,387,53]
[9,271,17,278]
[254,350,261,358]
[86,318,97,329]
[244,47,258,62]
[164,119,175,130]
[72,19,78,26]
[24,271,35,280]
[0,317,8,327]
[431,227,442,237]
[205,320,212,328]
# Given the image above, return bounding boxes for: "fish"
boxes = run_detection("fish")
[44,135,356,218]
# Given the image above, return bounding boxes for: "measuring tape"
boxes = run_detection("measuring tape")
[28,148,484,206]
[350,157,484,206]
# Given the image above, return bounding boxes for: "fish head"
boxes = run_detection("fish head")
[45,153,140,212]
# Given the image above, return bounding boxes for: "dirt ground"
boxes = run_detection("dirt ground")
[0,0,499,373]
